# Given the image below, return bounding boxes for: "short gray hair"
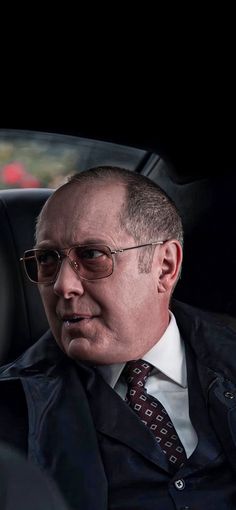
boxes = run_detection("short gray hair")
[67,166,184,273]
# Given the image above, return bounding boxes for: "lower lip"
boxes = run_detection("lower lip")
[64,318,94,329]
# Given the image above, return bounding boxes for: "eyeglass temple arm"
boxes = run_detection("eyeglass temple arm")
[20,255,36,261]
[111,241,164,255]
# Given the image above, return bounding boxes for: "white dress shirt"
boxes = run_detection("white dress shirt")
[97,312,198,458]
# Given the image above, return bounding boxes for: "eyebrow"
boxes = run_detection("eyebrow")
[34,238,115,249]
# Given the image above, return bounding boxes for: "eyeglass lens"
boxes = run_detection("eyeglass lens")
[24,245,114,283]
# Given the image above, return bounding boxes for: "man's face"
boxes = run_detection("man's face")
[36,181,169,364]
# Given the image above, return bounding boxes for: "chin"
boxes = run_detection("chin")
[66,340,113,365]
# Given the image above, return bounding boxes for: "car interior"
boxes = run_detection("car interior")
[0,127,236,366]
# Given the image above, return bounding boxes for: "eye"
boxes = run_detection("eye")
[79,248,105,260]
[36,250,59,266]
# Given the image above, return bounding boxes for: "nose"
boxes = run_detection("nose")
[53,257,85,298]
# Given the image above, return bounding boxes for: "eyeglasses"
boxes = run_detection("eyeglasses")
[20,241,165,284]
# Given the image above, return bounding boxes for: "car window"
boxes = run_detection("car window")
[0,129,153,189]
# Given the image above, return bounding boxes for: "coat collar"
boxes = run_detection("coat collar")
[172,300,236,385]
[0,330,64,379]
[1,299,236,387]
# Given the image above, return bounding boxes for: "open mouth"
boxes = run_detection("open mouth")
[65,317,84,323]
[62,315,93,327]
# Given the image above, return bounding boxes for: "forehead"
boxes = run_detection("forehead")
[37,181,128,245]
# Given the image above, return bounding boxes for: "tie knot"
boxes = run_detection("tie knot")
[123,359,153,388]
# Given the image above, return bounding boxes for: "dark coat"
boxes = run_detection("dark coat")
[1,300,236,509]
[0,441,69,510]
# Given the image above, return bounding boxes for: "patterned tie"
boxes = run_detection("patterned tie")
[124,359,187,470]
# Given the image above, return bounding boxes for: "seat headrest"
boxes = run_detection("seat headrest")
[0,189,52,364]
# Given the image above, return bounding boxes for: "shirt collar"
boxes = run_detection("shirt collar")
[142,311,187,387]
[96,311,187,389]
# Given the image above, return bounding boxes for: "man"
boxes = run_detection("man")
[0,166,236,510]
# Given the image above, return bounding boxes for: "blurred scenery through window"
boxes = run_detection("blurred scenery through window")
[0,130,149,189]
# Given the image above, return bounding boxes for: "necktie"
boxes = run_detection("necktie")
[124,359,187,470]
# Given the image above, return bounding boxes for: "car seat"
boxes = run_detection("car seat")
[0,189,52,364]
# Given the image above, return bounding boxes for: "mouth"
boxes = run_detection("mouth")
[61,314,95,327]
[65,317,84,323]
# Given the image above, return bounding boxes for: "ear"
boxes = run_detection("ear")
[156,240,183,294]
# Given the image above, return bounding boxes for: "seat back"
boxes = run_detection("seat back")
[151,168,236,318]
[0,189,52,364]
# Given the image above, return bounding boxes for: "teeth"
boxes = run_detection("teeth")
[64,317,83,327]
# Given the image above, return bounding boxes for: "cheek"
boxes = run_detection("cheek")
[39,287,58,321]
[38,288,48,309]
[115,272,156,305]
[102,274,156,325]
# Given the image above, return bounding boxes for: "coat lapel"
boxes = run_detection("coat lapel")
[82,365,171,474]
[205,371,236,471]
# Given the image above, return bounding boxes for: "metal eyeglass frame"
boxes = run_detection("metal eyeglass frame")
[20,240,166,284]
